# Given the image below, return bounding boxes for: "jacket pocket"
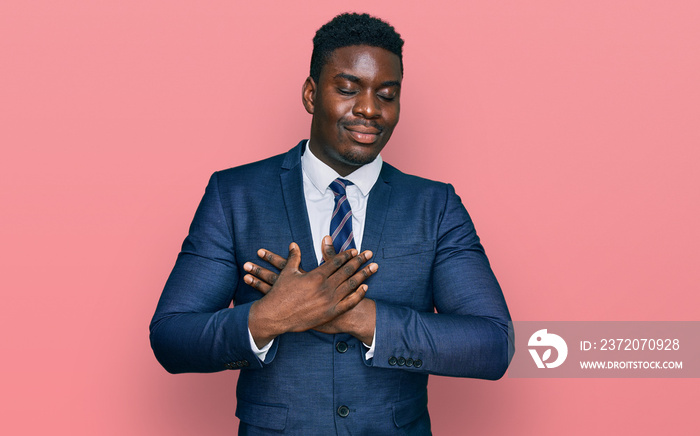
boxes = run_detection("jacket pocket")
[382,241,435,259]
[235,397,288,431]
[392,392,428,428]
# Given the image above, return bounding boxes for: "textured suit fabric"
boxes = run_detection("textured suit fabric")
[150,141,514,435]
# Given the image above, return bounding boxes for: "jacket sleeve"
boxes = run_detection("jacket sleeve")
[149,172,278,373]
[368,183,514,379]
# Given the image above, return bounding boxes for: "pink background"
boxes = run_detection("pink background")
[2,1,698,434]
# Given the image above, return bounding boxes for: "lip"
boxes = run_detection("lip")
[344,126,381,144]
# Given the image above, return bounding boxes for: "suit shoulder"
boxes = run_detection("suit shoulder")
[208,140,305,188]
[214,151,287,182]
[381,162,453,194]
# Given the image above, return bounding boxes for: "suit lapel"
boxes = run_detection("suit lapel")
[280,142,319,270]
[361,167,392,257]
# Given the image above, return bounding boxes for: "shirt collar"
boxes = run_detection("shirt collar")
[301,139,382,197]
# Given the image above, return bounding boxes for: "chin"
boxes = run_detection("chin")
[340,149,378,167]
[339,141,385,166]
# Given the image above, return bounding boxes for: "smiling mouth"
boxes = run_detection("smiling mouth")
[344,126,382,144]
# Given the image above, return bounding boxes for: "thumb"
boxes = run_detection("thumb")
[322,235,336,263]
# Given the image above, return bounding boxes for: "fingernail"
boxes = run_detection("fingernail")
[370,263,378,272]
[365,251,373,260]
[257,249,266,257]
[244,275,252,284]
[244,263,252,272]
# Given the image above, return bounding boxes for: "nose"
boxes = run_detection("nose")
[352,91,381,119]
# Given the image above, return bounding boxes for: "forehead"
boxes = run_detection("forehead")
[321,45,402,84]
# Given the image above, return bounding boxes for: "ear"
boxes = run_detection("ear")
[302,76,316,115]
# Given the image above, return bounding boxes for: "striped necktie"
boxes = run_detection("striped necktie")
[329,178,356,253]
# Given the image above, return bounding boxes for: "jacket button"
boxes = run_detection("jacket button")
[414,359,423,368]
[337,405,350,417]
[406,358,414,367]
[225,362,235,369]
[397,357,406,366]
[336,341,348,353]
[241,360,249,367]
[388,356,397,366]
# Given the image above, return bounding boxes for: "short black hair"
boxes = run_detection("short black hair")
[310,13,404,83]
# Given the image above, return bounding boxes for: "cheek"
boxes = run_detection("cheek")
[388,105,400,126]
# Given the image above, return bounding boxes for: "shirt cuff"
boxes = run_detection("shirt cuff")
[248,327,273,361]
[362,327,377,360]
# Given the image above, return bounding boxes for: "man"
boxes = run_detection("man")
[150,13,513,435]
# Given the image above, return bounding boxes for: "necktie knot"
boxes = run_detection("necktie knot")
[329,178,353,197]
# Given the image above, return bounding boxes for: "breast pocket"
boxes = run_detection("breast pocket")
[368,241,435,309]
[382,241,436,259]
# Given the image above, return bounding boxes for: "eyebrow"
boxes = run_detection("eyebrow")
[334,73,401,88]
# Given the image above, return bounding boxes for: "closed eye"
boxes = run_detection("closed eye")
[337,88,357,96]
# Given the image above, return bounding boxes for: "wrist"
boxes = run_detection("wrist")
[348,299,376,345]
[249,299,282,347]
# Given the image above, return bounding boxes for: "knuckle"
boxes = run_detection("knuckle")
[347,278,358,289]
[342,265,355,276]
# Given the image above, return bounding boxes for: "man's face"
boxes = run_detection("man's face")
[303,45,402,176]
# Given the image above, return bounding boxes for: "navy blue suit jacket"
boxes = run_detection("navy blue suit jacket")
[150,141,513,435]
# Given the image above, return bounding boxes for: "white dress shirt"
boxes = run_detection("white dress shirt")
[248,140,382,361]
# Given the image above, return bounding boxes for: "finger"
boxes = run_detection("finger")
[319,247,358,275]
[256,249,288,271]
[335,260,378,297]
[321,235,336,263]
[243,274,272,294]
[243,262,279,286]
[286,242,302,271]
[334,284,367,315]
[329,250,374,283]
